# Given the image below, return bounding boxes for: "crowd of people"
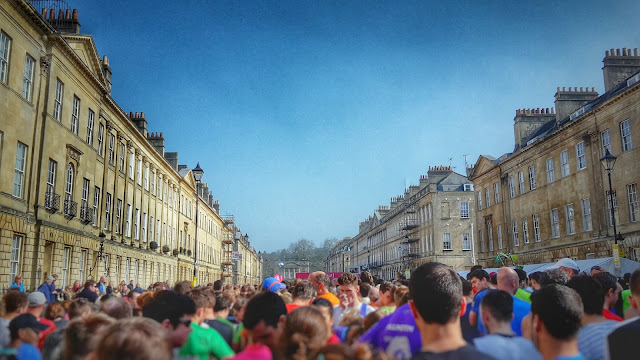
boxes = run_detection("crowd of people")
[1,258,638,360]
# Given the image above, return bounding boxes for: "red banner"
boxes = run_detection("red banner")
[294,272,359,280]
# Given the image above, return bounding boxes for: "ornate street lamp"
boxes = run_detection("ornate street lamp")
[600,149,622,278]
[192,163,204,286]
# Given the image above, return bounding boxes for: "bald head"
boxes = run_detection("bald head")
[309,271,329,295]
[497,267,519,295]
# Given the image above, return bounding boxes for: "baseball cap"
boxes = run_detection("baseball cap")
[548,258,580,272]
[46,276,54,282]
[262,277,286,293]
[9,313,49,336]
[28,291,46,307]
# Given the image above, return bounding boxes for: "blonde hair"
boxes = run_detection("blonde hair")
[95,317,171,360]
[279,307,328,360]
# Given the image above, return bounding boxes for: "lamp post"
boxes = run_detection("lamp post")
[192,163,204,286]
[600,149,622,278]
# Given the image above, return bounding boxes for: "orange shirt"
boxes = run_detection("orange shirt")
[319,292,340,307]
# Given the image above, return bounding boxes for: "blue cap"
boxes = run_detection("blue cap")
[262,277,286,292]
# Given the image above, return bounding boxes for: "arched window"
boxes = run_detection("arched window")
[65,163,74,201]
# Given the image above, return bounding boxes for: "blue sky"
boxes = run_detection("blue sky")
[76,0,639,252]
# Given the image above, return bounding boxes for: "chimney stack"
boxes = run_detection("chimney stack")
[554,87,598,123]
[513,107,556,149]
[129,111,148,137]
[164,152,179,171]
[603,48,640,92]
[101,55,112,94]
[147,132,165,157]
[43,7,81,34]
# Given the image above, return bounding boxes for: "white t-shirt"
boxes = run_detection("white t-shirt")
[333,303,376,326]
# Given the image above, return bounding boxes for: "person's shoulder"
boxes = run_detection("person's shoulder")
[608,316,640,337]
[411,345,496,360]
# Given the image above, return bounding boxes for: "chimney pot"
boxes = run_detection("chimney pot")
[580,87,584,92]
[635,49,638,56]
[49,9,55,19]
[41,8,47,17]
[65,9,71,19]
[562,87,566,91]
[141,112,145,119]
[135,112,139,118]
[72,9,78,20]
[129,111,133,117]
[616,49,621,56]
[58,9,64,20]
[606,50,610,56]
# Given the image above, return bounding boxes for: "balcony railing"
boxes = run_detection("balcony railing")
[44,192,60,213]
[79,204,92,224]
[401,218,420,230]
[64,199,77,219]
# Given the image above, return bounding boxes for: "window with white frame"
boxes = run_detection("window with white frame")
[13,142,27,198]
[9,235,22,283]
[576,142,586,170]
[114,257,120,282]
[565,204,575,235]
[487,221,494,251]
[125,258,130,282]
[628,183,639,222]
[128,152,134,179]
[620,120,632,152]
[157,220,161,245]
[142,213,148,243]
[497,224,503,249]
[151,171,156,195]
[479,229,485,252]
[61,246,70,287]
[460,202,469,218]
[78,249,87,282]
[136,158,142,185]
[157,176,163,199]
[119,143,125,171]
[546,157,555,183]
[607,190,618,227]
[428,203,432,220]
[104,193,111,229]
[97,123,104,156]
[64,164,74,201]
[144,165,149,190]
[86,110,94,145]
[53,79,64,121]
[529,166,536,190]
[81,178,89,208]
[125,204,132,237]
[134,208,140,240]
[509,176,515,198]
[71,96,80,135]
[522,217,529,244]
[533,214,540,242]
[601,129,611,155]
[560,150,570,177]
[0,31,10,84]
[485,188,491,207]
[115,199,122,234]
[462,233,471,250]
[443,233,452,250]
[22,55,35,100]
[93,186,100,226]
[551,209,560,238]
[103,254,109,278]
[518,171,525,194]
[494,183,499,204]
[512,220,519,246]
[149,216,154,242]
[46,160,56,195]
[581,199,592,231]
[108,134,115,164]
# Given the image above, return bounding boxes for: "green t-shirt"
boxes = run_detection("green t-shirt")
[180,322,235,360]
[622,288,632,314]
[515,288,531,304]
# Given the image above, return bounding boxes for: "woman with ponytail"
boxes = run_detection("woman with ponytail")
[278,306,329,360]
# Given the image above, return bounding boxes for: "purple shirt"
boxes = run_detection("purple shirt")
[359,303,422,360]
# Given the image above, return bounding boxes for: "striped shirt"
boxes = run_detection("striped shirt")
[577,321,618,360]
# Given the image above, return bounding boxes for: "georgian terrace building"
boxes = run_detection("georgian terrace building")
[0,0,261,290]
[469,48,640,267]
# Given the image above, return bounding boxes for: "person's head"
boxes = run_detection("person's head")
[69,298,97,319]
[548,258,580,278]
[279,306,328,360]
[514,268,528,289]
[363,310,384,331]
[394,285,410,307]
[590,265,604,276]
[311,298,334,337]
[127,290,141,309]
[291,280,317,304]
[130,280,134,284]
[84,280,97,292]
[52,274,58,281]
[469,269,491,294]
[359,283,371,299]
[528,272,547,291]
[94,317,171,360]
[142,290,195,348]
[409,262,464,327]
[101,297,133,319]
[566,275,605,316]
[368,286,380,303]
[628,268,640,311]
[214,294,232,316]
[461,280,473,302]
[497,267,519,295]
[27,291,47,316]
[593,271,621,310]
[530,285,583,351]
[100,276,106,283]
[44,302,65,321]
[13,275,22,284]
[360,271,373,285]
[173,281,193,295]
[262,277,286,293]
[243,291,287,350]
[542,268,570,286]
[9,313,49,345]
[2,290,28,315]
[64,313,115,360]
[480,290,514,334]
[337,273,361,308]
[379,281,396,306]
[45,275,54,285]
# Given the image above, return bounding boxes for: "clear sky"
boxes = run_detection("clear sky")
[75,0,639,252]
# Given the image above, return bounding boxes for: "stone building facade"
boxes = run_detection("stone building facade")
[0,0,261,291]
[328,166,476,277]
[469,48,640,267]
